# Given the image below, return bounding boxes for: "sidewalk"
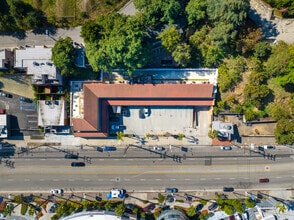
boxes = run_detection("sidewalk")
[6,134,213,149]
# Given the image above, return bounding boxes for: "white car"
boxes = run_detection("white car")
[50,189,64,194]
[220,146,232,151]
[263,145,276,150]
[153,146,165,151]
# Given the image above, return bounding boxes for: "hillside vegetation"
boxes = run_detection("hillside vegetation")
[76,0,294,144]
[0,0,128,30]
[263,0,294,18]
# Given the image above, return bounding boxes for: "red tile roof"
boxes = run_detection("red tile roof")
[72,83,215,138]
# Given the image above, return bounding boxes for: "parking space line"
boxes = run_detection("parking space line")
[200,178,206,181]
[140,179,146,181]
[40,179,44,181]
[7,179,14,181]
[24,179,30,181]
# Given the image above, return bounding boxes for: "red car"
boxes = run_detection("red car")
[259,178,269,183]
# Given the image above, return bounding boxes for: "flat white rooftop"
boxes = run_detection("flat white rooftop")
[15,46,58,80]
[38,100,65,126]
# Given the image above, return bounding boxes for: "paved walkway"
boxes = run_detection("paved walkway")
[249,0,294,44]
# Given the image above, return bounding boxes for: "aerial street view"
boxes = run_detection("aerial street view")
[0,0,294,219]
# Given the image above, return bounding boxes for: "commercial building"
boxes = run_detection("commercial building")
[71,68,218,138]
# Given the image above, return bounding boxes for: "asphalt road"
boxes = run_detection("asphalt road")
[0,145,293,195]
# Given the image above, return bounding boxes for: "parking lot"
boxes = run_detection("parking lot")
[0,73,42,138]
[120,106,211,137]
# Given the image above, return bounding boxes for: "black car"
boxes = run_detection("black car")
[64,154,78,159]
[20,97,33,103]
[96,146,103,152]
[223,187,234,192]
[208,203,218,211]
[71,162,85,167]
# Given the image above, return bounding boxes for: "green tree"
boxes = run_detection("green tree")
[185,0,207,25]
[52,37,76,76]
[81,20,102,44]
[218,56,246,92]
[274,119,294,144]
[172,43,191,67]
[115,203,125,216]
[158,193,165,203]
[266,102,291,121]
[245,198,255,208]
[186,205,196,217]
[254,41,272,60]
[157,25,181,53]
[86,13,150,76]
[207,0,249,28]
[265,41,290,78]
[208,129,218,139]
[223,204,234,215]
[104,201,112,211]
[244,84,270,108]
[231,199,244,213]
[276,202,287,213]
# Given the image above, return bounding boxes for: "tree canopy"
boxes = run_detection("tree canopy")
[51,37,76,76]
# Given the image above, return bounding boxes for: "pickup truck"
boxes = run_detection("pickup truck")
[106,189,125,199]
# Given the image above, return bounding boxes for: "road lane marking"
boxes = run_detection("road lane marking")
[214,178,221,180]
[53,179,59,181]
[140,179,146,181]
[40,159,46,160]
[24,179,30,181]
[124,179,130,181]
[243,177,249,179]
[7,179,14,181]
[68,179,74,181]
[230,178,235,180]
[185,178,191,181]
[84,179,90,181]
[275,177,281,179]
[40,179,44,181]
[155,179,161,181]
[170,179,176,181]
[200,178,206,180]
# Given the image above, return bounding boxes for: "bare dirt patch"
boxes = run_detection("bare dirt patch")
[0,74,34,98]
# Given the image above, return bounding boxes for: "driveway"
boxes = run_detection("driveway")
[0,26,83,48]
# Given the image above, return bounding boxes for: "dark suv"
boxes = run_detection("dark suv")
[223,187,234,192]
[71,162,85,167]
[64,154,78,159]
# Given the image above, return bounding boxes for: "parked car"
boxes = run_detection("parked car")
[143,203,156,212]
[153,146,165,151]
[258,146,264,151]
[220,146,232,151]
[19,97,33,103]
[95,196,102,201]
[0,92,12,98]
[165,188,178,193]
[259,178,269,183]
[107,189,125,199]
[48,203,58,213]
[71,162,85,167]
[50,189,64,194]
[144,107,150,116]
[208,202,218,211]
[103,146,117,151]
[263,145,276,150]
[110,124,121,130]
[196,204,204,212]
[125,203,135,210]
[64,154,78,159]
[96,146,103,152]
[223,187,234,192]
